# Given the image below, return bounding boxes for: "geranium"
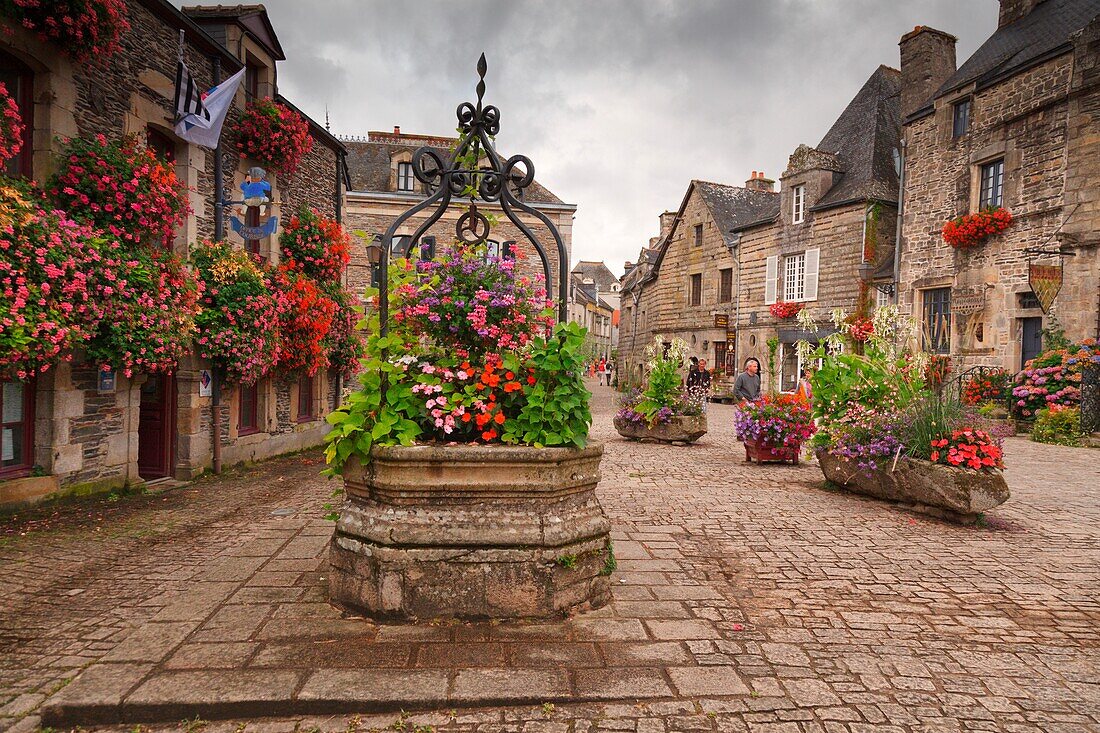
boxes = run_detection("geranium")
[929,428,1004,471]
[848,317,874,343]
[323,285,365,378]
[0,82,23,165]
[233,97,313,178]
[0,0,130,61]
[393,245,554,359]
[279,207,351,282]
[942,207,1013,249]
[273,268,336,376]
[769,301,804,319]
[0,178,105,379]
[733,393,816,447]
[962,367,1011,405]
[190,239,282,385]
[86,242,202,378]
[1012,339,1099,417]
[50,134,190,249]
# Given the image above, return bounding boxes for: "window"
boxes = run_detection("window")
[875,286,892,310]
[689,273,702,307]
[146,128,177,250]
[784,253,806,302]
[0,51,34,178]
[979,159,1004,208]
[245,62,261,100]
[694,224,703,247]
[297,373,315,422]
[397,161,414,192]
[923,287,952,354]
[239,382,259,435]
[952,99,970,138]
[1,380,34,478]
[792,185,805,224]
[719,268,733,303]
[244,205,261,257]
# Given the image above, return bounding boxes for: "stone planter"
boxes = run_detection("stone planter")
[613,414,707,443]
[817,450,1010,523]
[329,442,612,621]
[743,438,801,465]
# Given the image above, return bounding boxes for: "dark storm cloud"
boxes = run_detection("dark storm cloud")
[178,1,998,272]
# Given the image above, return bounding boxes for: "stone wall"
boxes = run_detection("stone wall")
[899,49,1100,373]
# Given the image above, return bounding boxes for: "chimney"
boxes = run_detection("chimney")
[659,210,677,239]
[745,170,775,193]
[999,0,1044,27]
[624,260,634,273]
[899,26,957,119]
[393,125,401,135]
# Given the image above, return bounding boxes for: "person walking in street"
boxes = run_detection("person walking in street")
[597,357,607,386]
[603,359,613,388]
[734,357,761,402]
[686,356,701,390]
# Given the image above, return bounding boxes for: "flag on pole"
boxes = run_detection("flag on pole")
[173,63,245,149]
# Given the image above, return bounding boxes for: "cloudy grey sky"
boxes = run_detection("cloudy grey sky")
[225,1,999,274]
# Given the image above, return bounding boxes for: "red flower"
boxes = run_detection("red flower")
[769,301,804,319]
[942,207,1013,249]
[232,98,313,178]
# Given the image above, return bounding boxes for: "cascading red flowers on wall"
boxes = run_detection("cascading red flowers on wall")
[769,301,804,319]
[0,178,105,380]
[233,98,313,179]
[942,207,1013,249]
[0,82,23,165]
[278,207,351,282]
[930,428,1004,471]
[273,268,336,376]
[50,134,191,249]
[0,0,130,61]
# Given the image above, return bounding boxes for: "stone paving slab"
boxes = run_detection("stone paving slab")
[4,382,1100,731]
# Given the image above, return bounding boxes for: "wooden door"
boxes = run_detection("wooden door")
[1021,318,1043,369]
[138,373,176,479]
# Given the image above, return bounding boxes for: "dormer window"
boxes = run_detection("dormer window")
[792,185,805,224]
[397,162,414,192]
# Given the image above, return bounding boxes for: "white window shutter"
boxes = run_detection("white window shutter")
[803,248,820,301]
[765,255,778,305]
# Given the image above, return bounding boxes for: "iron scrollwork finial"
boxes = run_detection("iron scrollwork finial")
[378,54,570,338]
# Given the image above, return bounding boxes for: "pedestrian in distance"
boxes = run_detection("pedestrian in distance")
[795,367,813,404]
[734,357,761,402]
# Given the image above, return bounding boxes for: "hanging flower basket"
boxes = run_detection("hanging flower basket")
[50,134,191,249]
[278,207,351,282]
[769,301,804,319]
[942,207,1013,249]
[233,98,314,179]
[0,0,130,62]
[0,83,24,165]
[273,267,336,376]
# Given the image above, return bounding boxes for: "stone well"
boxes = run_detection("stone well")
[613,414,707,444]
[329,442,612,620]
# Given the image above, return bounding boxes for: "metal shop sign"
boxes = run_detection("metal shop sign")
[1028,262,1063,314]
[713,313,729,328]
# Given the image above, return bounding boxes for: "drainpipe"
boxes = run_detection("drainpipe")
[211,56,224,475]
[892,138,906,305]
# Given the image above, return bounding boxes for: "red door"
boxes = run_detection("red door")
[138,373,176,479]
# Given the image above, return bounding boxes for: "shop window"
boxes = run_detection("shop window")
[0,379,35,478]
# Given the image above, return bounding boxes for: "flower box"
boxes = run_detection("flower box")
[942,207,1012,249]
[817,450,1009,523]
[613,414,707,443]
[769,301,804,319]
[329,442,613,620]
[744,437,800,465]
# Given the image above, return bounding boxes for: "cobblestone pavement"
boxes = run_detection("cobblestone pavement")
[1,381,1098,732]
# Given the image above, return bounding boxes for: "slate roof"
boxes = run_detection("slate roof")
[182,4,285,60]
[342,138,565,205]
[572,261,619,291]
[695,181,781,242]
[812,65,902,209]
[924,0,1100,113]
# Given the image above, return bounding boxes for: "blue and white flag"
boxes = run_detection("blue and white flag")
[174,64,245,149]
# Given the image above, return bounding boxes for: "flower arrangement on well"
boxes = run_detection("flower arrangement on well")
[0,178,105,380]
[615,384,704,427]
[50,134,191,249]
[0,82,23,165]
[942,207,1013,249]
[1011,338,1099,417]
[323,245,592,473]
[85,243,202,378]
[733,392,816,448]
[769,301,804,319]
[617,336,704,427]
[0,0,130,61]
[278,207,351,282]
[190,239,283,385]
[273,268,337,377]
[962,367,1011,405]
[233,97,313,179]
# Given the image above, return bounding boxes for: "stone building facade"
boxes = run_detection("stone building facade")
[569,261,620,359]
[340,129,576,309]
[0,2,347,507]
[898,0,1100,372]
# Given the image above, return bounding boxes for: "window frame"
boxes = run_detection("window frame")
[979,158,1004,209]
[783,252,806,302]
[792,185,805,224]
[297,372,315,422]
[922,287,952,354]
[238,381,260,436]
[693,223,703,247]
[689,273,702,307]
[718,268,733,304]
[0,379,35,479]
[396,161,414,192]
[952,99,970,138]
[245,61,261,100]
